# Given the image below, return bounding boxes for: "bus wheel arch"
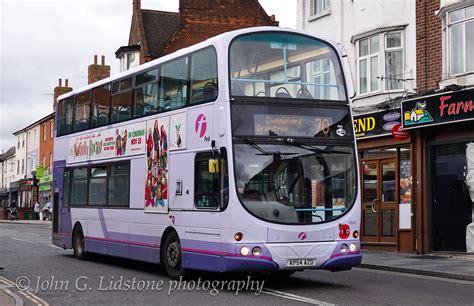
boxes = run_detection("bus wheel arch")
[160,227,188,279]
[72,222,88,260]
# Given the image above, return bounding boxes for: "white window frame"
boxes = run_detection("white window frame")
[50,120,54,139]
[310,0,330,18]
[43,124,46,142]
[445,5,474,76]
[357,34,381,95]
[356,31,405,96]
[384,31,404,91]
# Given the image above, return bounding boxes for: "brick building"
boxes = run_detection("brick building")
[400,0,474,254]
[297,0,473,254]
[115,0,278,71]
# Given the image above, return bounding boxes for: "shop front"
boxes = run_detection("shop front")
[402,88,474,253]
[38,174,52,204]
[354,108,415,253]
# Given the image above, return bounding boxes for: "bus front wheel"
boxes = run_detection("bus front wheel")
[73,225,88,260]
[162,231,187,279]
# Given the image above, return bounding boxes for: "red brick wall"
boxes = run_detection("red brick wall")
[88,55,111,85]
[39,115,54,173]
[416,0,442,93]
[53,79,72,111]
[161,0,277,56]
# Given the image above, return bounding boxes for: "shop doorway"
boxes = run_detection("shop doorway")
[361,158,398,244]
[431,142,472,252]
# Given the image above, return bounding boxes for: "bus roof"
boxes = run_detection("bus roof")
[57,26,340,102]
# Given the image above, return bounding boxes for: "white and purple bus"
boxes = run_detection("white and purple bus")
[52,27,361,278]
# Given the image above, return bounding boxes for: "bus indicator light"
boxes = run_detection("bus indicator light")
[234,232,243,241]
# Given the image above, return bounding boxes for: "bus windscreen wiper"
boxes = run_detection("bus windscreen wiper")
[243,138,298,156]
[284,138,351,155]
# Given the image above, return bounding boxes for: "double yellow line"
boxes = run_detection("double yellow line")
[0,276,49,306]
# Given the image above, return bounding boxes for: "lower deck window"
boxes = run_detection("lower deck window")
[64,162,130,207]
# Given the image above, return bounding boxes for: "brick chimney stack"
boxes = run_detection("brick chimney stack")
[88,55,110,85]
[53,78,73,111]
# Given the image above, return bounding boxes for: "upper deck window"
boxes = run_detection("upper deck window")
[230,32,346,101]
[74,91,91,132]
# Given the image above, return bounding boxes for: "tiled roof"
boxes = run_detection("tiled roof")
[0,147,15,161]
[141,9,180,58]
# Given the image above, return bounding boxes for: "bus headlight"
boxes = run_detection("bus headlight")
[252,246,262,256]
[349,243,357,252]
[240,246,250,256]
[340,244,348,253]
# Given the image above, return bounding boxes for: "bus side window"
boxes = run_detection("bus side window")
[74,91,91,132]
[190,48,218,104]
[134,68,160,117]
[194,151,228,210]
[58,97,74,136]
[161,57,188,111]
[91,84,111,128]
[111,78,133,123]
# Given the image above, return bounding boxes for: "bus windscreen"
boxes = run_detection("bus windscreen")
[229,32,347,101]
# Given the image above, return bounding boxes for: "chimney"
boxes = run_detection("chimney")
[53,78,73,111]
[88,54,110,85]
[133,0,141,12]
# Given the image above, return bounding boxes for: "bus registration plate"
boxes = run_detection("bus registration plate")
[287,258,316,267]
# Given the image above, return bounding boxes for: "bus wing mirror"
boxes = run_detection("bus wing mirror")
[208,159,219,174]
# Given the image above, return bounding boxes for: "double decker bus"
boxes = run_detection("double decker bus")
[52,27,361,278]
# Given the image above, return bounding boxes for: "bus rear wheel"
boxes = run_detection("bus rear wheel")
[73,225,88,260]
[162,231,187,279]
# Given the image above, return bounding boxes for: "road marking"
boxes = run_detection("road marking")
[3,288,24,306]
[10,238,36,244]
[262,288,334,305]
[355,267,474,285]
[17,290,40,305]
[0,277,49,306]
[24,233,40,237]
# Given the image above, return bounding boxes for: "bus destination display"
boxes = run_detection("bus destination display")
[254,114,332,137]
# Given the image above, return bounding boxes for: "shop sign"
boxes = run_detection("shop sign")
[391,123,409,141]
[32,186,39,203]
[39,185,51,192]
[353,108,401,139]
[39,175,52,185]
[401,88,474,129]
[35,165,45,178]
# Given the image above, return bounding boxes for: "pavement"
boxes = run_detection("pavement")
[361,250,474,281]
[0,219,51,225]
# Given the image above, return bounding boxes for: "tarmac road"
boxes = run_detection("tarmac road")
[0,222,472,305]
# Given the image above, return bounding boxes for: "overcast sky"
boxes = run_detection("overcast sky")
[0,0,296,151]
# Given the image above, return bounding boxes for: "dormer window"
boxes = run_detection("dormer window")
[115,45,140,72]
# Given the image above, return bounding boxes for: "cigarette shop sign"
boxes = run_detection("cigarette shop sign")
[401,88,474,129]
[353,108,401,139]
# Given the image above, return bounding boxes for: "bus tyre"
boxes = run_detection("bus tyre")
[162,231,187,279]
[73,226,88,260]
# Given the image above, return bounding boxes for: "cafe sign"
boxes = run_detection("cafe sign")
[401,88,474,129]
[353,108,401,139]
